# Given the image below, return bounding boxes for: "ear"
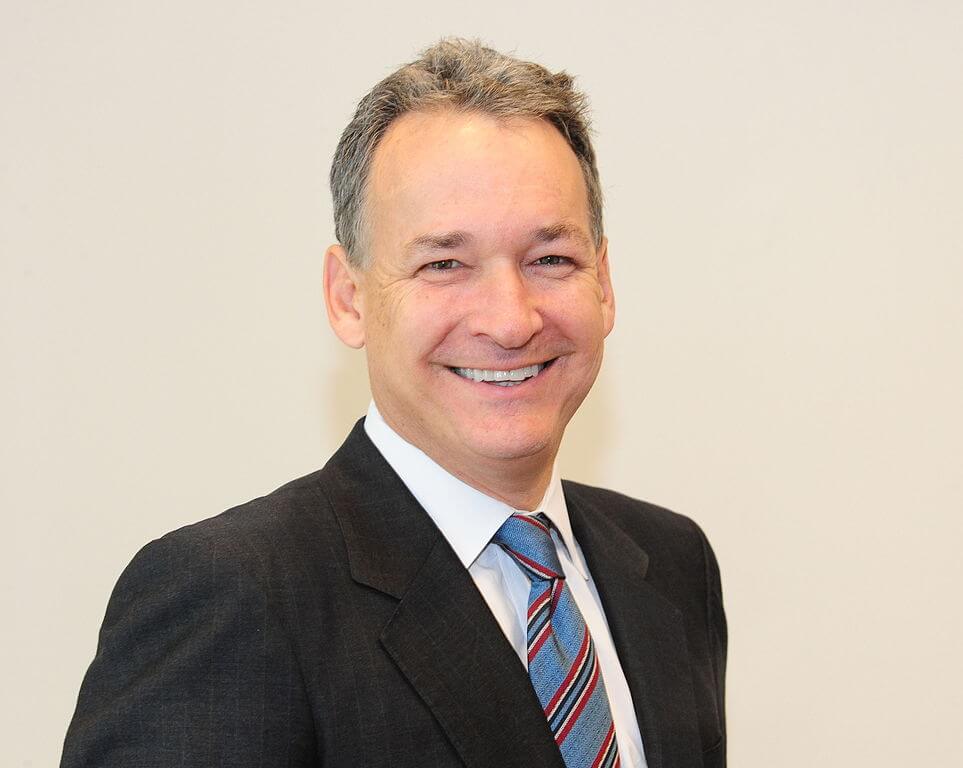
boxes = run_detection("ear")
[596,236,616,336]
[323,244,366,348]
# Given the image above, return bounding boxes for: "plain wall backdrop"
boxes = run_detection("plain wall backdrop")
[2,1,961,766]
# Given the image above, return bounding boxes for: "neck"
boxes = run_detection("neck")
[437,451,556,511]
[375,404,558,511]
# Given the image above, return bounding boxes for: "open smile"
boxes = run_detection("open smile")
[448,359,557,387]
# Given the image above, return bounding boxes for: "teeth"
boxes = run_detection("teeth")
[452,363,546,384]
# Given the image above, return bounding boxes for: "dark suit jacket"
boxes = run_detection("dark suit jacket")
[62,420,726,767]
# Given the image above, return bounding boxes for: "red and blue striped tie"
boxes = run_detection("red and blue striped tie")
[494,513,621,768]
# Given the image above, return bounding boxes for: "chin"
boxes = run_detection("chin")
[459,420,559,463]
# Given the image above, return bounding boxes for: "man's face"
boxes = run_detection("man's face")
[352,110,614,476]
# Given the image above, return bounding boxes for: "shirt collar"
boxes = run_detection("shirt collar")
[363,401,589,579]
[536,465,588,580]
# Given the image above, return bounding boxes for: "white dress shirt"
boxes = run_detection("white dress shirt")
[364,402,648,768]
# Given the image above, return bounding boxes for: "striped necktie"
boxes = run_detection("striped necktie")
[493,513,621,768]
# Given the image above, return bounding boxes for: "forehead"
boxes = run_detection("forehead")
[366,110,591,248]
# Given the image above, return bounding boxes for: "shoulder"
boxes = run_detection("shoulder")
[115,419,387,611]
[118,467,343,602]
[561,479,722,593]
[180,466,333,536]
[66,475,327,765]
[562,479,710,546]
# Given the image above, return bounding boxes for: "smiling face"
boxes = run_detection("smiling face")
[326,109,614,492]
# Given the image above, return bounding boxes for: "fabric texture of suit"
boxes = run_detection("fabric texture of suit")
[62,419,727,767]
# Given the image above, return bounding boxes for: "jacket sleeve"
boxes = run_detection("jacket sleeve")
[60,529,318,767]
[700,527,727,768]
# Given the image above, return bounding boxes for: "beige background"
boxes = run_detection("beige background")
[2,1,962,765]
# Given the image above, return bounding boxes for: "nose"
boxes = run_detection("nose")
[466,263,544,349]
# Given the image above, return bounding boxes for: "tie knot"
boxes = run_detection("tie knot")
[492,513,564,581]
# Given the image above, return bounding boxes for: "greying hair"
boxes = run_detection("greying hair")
[330,38,603,268]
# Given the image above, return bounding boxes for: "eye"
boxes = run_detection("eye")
[425,259,461,271]
[533,255,571,267]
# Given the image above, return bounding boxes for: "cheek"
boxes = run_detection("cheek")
[551,286,607,340]
[369,285,405,333]
[379,287,461,362]
[366,279,422,339]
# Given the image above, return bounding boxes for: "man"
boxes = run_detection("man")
[62,39,726,768]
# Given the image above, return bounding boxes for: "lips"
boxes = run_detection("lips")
[449,360,555,387]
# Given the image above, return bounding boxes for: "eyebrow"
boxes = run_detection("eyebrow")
[530,222,592,249]
[403,231,472,256]
[402,221,592,257]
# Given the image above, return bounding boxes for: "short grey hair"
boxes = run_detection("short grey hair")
[330,38,603,268]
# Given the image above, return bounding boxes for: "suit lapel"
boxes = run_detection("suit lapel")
[380,539,566,768]
[323,421,564,768]
[565,483,703,768]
